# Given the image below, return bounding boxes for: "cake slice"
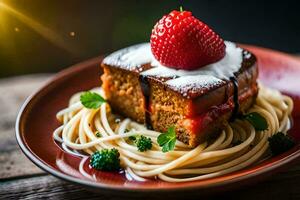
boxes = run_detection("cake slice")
[101,42,258,147]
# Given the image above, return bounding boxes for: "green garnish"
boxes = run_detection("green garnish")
[179,6,183,12]
[243,112,268,131]
[80,91,106,109]
[129,135,152,152]
[268,132,295,156]
[90,148,120,171]
[95,132,102,138]
[157,126,177,153]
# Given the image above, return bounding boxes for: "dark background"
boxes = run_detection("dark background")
[0,0,299,78]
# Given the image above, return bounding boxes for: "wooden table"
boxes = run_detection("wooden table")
[1,74,300,199]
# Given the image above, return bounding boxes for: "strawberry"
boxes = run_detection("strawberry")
[150,10,226,70]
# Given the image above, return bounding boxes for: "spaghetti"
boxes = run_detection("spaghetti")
[53,85,293,182]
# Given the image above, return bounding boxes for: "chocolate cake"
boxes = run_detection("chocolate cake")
[101,41,258,147]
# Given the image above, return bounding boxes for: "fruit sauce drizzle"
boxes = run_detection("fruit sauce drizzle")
[230,76,240,121]
[103,42,245,128]
[138,74,153,129]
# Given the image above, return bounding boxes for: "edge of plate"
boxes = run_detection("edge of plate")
[15,48,300,193]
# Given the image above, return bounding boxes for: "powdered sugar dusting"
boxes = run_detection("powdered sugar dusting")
[103,41,244,97]
[243,50,251,59]
[121,44,154,66]
[143,41,243,80]
[102,43,153,70]
[166,75,224,96]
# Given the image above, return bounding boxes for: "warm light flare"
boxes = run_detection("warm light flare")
[0,2,79,55]
[0,2,6,20]
[0,1,17,54]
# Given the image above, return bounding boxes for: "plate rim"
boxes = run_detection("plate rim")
[15,46,300,193]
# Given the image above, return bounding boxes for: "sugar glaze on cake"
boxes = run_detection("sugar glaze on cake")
[103,41,245,96]
[101,41,258,146]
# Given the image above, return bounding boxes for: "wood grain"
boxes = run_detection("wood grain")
[1,172,300,200]
[0,74,51,179]
[0,175,103,200]
[1,74,300,199]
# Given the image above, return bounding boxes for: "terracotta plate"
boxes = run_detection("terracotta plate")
[16,46,300,194]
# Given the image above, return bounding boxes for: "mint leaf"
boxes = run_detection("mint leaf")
[244,112,268,131]
[80,91,106,109]
[157,126,176,152]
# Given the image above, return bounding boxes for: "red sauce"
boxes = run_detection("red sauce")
[139,74,153,130]
[188,84,258,136]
